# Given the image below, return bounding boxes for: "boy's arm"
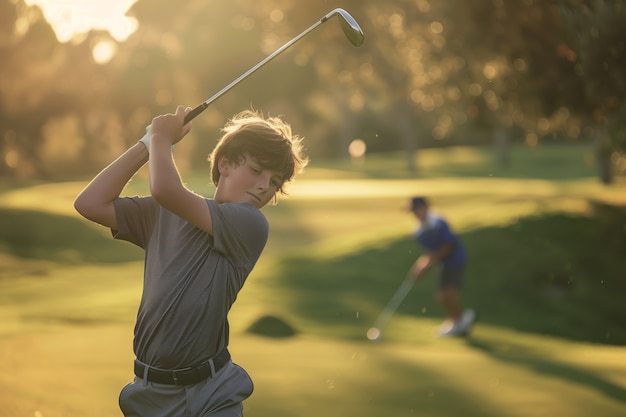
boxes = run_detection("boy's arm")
[429,242,453,263]
[410,242,453,280]
[74,143,149,230]
[148,106,215,235]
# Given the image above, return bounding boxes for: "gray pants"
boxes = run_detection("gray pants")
[119,361,254,417]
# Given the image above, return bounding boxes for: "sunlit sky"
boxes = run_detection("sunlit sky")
[24,0,138,42]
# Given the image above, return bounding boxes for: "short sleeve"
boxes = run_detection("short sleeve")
[112,196,159,248]
[206,200,269,268]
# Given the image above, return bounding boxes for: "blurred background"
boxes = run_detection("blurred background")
[2,1,626,417]
[2,0,625,183]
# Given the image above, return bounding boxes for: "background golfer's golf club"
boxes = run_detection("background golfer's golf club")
[367,273,416,342]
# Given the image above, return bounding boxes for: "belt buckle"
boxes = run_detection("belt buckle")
[171,366,192,385]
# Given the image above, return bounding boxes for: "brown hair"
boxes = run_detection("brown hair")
[209,110,308,198]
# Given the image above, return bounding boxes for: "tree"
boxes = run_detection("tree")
[0,0,66,179]
[3,0,625,180]
[560,0,626,183]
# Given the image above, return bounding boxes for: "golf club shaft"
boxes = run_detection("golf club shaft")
[372,276,416,331]
[184,22,322,124]
[184,8,360,124]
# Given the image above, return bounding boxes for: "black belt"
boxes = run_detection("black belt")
[134,349,231,386]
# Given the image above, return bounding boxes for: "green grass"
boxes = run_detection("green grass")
[1,143,626,417]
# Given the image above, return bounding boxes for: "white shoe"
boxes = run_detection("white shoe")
[459,309,476,335]
[437,309,476,337]
[437,320,453,335]
[437,320,464,337]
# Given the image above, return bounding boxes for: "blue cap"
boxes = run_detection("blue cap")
[409,196,428,210]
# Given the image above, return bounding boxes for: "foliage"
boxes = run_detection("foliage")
[560,0,626,147]
[1,0,626,180]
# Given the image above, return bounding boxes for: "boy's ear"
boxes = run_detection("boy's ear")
[218,157,230,177]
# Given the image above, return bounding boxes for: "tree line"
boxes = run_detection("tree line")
[1,0,624,181]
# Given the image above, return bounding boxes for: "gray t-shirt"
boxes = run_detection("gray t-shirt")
[113,196,268,369]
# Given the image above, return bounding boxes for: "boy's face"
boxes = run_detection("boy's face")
[216,154,283,208]
[411,205,428,222]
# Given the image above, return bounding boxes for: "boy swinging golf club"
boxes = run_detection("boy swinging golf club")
[408,196,476,337]
[75,8,363,417]
[367,196,476,342]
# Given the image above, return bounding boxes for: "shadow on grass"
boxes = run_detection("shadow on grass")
[467,336,626,405]
[246,315,298,338]
[273,201,626,345]
[343,353,506,417]
[0,208,142,264]
[251,346,507,417]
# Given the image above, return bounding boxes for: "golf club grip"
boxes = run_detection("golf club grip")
[184,103,208,125]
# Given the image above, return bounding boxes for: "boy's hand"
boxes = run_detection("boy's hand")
[150,105,193,147]
[410,255,432,281]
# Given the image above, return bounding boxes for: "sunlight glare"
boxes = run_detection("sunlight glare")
[92,39,118,64]
[348,139,367,158]
[269,9,284,23]
[24,0,138,43]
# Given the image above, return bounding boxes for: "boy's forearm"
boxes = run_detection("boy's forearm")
[431,243,452,262]
[148,140,185,204]
[79,143,149,203]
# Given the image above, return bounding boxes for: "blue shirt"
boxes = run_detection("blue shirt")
[413,214,467,267]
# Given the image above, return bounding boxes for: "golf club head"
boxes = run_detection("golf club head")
[330,9,365,47]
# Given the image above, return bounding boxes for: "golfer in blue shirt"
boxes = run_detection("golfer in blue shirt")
[408,196,475,336]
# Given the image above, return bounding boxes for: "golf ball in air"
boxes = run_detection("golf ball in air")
[366,328,381,341]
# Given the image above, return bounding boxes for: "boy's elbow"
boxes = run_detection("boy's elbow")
[151,187,178,211]
[149,179,180,208]
[73,195,117,229]
[149,182,167,205]
[74,195,89,218]
[73,194,99,221]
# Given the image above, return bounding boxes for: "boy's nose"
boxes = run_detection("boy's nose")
[256,173,271,190]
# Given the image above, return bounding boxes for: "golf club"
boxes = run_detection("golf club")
[183,8,364,124]
[367,273,416,342]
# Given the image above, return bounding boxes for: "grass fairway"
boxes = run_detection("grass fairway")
[1,144,626,417]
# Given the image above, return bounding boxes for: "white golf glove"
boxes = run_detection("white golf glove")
[138,125,151,151]
[138,125,174,153]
